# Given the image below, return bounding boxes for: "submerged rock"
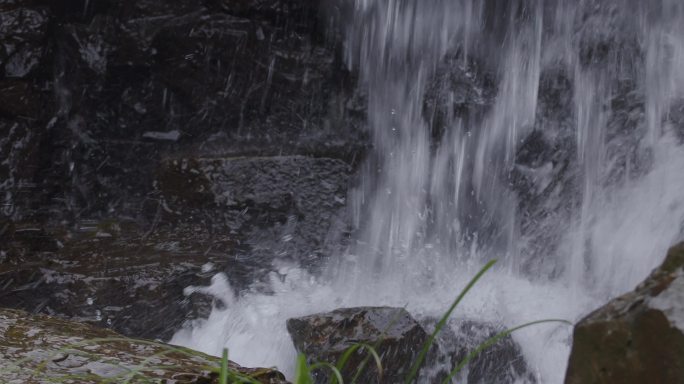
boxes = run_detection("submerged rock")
[0,307,287,383]
[565,242,684,384]
[287,307,429,383]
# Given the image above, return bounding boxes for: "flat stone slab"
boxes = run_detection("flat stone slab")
[0,308,287,383]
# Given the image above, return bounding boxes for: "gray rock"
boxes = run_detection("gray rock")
[565,242,684,384]
[287,307,429,384]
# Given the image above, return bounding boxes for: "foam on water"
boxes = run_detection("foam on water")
[173,258,590,381]
[173,134,684,381]
[173,1,684,382]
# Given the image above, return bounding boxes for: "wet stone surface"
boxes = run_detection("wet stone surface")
[158,156,352,265]
[565,243,684,384]
[287,306,536,384]
[0,0,364,343]
[0,155,352,341]
[0,307,288,383]
[287,307,429,384]
[420,319,536,384]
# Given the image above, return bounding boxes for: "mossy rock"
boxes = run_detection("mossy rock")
[0,308,287,383]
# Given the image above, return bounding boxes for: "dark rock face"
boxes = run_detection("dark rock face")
[0,0,365,222]
[0,0,364,341]
[0,307,288,383]
[0,5,51,79]
[156,155,352,277]
[423,55,496,140]
[0,155,351,340]
[287,307,429,383]
[565,243,684,384]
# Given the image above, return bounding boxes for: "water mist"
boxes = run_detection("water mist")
[172,1,684,382]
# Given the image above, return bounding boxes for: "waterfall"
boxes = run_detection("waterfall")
[172,1,684,382]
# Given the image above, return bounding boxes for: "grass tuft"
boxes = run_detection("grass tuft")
[441,319,572,383]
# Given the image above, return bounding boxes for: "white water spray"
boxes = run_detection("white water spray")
[173,1,684,382]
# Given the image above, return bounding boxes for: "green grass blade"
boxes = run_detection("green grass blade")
[404,259,497,384]
[335,309,398,384]
[294,353,312,384]
[441,319,572,384]
[220,348,229,384]
[335,343,363,373]
[349,343,383,384]
[310,361,344,384]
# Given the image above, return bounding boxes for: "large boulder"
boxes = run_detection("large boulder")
[287,307,429,383]
[0,307,287,383]
[565,242,684,384]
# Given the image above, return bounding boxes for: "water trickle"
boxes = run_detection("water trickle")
[173,1,684,382]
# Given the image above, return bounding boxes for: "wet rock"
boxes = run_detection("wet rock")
[510,126,578,277]
[23,0,362,226]
[0,5,51,78]
[565,242,684,384]
[0,0,363,344]
[670,99,684,142]
[512,70,650,277]
[0,219,224,340]
[423,55,495,139]
[0,307,288,383]
[0,79,45,117]
[0,155,352,340]
[157,156,352,268]
[575,0,642,68]
[0,119,43,220]
[286,307,429,383]
[421,319,536,384]
[0,0,359,329]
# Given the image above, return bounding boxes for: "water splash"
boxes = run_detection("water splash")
[173,1,684,382]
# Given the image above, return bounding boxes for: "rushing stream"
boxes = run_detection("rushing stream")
[172,1,684,382]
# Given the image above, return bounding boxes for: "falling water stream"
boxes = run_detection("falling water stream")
[172,1,684,382]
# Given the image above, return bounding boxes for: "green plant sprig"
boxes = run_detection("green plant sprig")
[404,259,498,384]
